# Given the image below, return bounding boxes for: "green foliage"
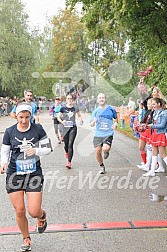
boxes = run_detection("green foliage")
[1,0,166,99]
[0,0,36,97]
[66,0,167,97]
[117,122,137,140]
[50,9,88,72]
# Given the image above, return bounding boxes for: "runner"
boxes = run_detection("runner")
[0,103,51,251]
[10,89,39,124]
[57,94,83,169]
[49,97,63,144]
[90,93,118,174]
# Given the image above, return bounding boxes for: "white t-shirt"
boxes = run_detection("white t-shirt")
[128,100,136,111]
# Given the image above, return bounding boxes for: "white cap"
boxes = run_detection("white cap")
[16,104,32,116]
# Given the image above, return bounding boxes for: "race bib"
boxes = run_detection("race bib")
[64,121,73,127]
[99,122,109,131]
[16,158,36,175]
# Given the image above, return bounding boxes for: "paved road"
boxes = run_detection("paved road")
[0,113,167,252]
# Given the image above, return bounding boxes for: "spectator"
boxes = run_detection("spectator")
[127,97,136,114]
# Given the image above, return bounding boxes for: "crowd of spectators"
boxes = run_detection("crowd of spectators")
[0,96,17,117]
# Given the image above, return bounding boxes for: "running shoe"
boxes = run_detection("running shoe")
[58,140,61,144]
[104,151,109,159]
[66,161,71,169]
[155,167,165,173]
[99,166,106,174]
[65,152,68,159]
[20,237,31,252]
[61,137,64,142]
[36,210,47,234]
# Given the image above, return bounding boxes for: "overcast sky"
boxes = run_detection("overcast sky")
[22,0,66,30]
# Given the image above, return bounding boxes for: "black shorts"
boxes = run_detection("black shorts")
[6,173,44,194]
[53,118,60,124]
[93,135,113,148]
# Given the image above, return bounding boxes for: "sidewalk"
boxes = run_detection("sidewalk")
[0,113,167,252]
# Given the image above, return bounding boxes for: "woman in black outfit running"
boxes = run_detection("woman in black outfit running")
[57,94,83,169]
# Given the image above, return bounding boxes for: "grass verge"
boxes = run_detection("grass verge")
[117,122,138,140]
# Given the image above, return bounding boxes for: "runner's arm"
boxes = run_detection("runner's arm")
[57,112,64,124]
[10,111,17,119]
[34,114,39,124]
[0,144,10,173]
[10,105,17,119]
[90,110,97,127]
[77,111,83,125]
[26,137,52,157]
[90,118,96,127]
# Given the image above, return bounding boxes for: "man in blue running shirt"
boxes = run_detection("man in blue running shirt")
[10,89,39,124]
[90,93,118,174]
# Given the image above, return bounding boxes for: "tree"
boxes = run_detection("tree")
[66,0,167,96]
[66,0,167,46]
[0,0,36,97]
[50,9,88,72]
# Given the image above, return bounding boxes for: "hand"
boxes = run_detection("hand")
[146,124,152,129]
[25,148,36,156]
[90,118,97,127]
[79,121,83,126]
[62,120,66,125]
[112,122,118,130]
[0,163,8,174]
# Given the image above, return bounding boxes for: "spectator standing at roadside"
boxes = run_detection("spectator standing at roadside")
[138,101,146,123]
[143,98,167,177]
[127,97,136,114]
[120,101,127,128]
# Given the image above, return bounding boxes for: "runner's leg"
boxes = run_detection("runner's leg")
[26,191,43,218]
[68,127,77,162]
[63,130,70,154]
[54,123,61,143]
[9,191,29,238]
[96,145,103,165]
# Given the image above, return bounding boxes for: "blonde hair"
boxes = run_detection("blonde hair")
[152,87,166,101]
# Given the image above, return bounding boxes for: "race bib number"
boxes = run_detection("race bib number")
[16,158,36,175]
[64,121,73,127]
[99,122,109,131]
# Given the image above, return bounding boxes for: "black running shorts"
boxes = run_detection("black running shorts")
[93,135,113,148]
[6,173,44,194]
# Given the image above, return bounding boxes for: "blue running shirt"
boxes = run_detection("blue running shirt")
[90,105,117,137]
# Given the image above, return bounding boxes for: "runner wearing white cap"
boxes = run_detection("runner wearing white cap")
[0,102,51,251]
